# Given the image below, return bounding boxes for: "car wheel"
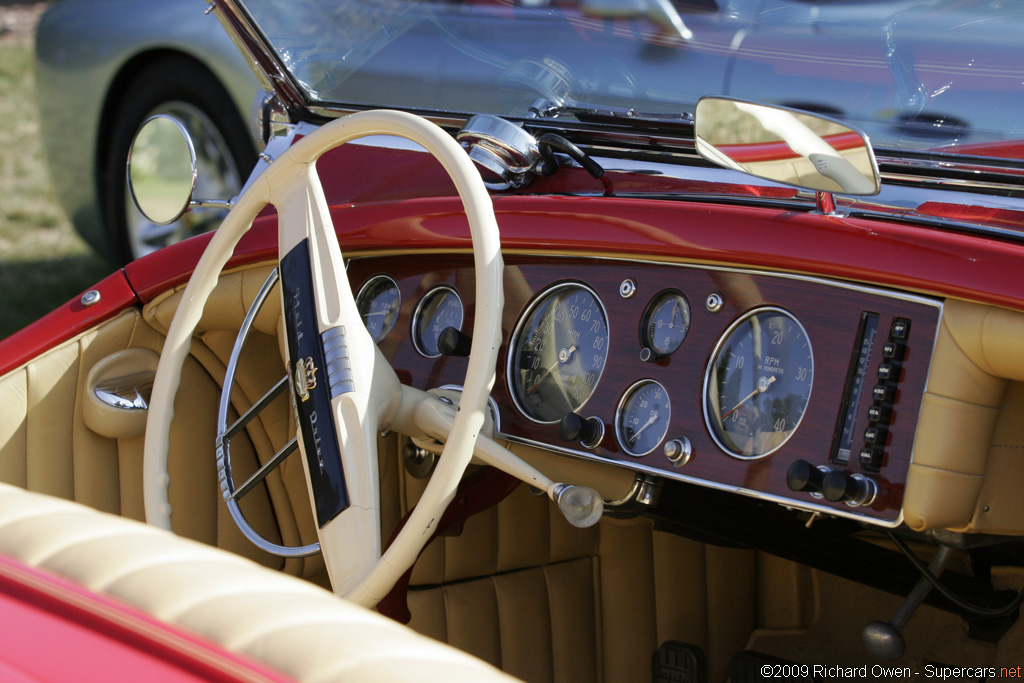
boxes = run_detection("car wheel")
[105,58,257,263]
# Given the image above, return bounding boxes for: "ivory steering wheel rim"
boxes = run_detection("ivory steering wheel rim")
[143,110,503,606]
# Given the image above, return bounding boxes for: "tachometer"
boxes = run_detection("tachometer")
[509,283,609,423]
[703,307,813,459]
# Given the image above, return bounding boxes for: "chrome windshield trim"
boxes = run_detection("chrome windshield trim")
[249,106,1024,240]
[207,0,311,116]
[305,102,1024,195]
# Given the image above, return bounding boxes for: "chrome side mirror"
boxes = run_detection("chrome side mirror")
[694,98,880,198]
[127,115,198,225]
[127,115,233,226]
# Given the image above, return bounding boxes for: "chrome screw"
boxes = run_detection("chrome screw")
[80,290,101,307]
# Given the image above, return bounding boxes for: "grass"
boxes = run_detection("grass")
[0,40,114,339]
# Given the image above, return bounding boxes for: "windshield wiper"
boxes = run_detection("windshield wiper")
[527,98,693,130]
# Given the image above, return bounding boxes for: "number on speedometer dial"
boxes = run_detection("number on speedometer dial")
[704,307,813,459]
[510,284,609,423]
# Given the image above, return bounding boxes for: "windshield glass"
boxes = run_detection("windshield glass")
[239,0,1024,160]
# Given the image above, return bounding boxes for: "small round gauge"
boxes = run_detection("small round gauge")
[412,286,464,357]
[704,307,814,459]
[509,283,609,423]
[355,275,401,344]
[616,380,671,457]
[641,290,690,359]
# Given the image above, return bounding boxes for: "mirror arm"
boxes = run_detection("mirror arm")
[816,191,837,215]
[190,198,236,211]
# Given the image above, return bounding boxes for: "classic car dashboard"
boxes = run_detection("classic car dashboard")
[347,254,942,527]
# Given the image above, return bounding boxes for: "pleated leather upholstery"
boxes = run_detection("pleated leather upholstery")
[399,481,756,683]
[0,482,519,683]
[0,265,325,580]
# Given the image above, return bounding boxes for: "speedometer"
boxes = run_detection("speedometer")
[703,307,813,459]
[509,283,609,423]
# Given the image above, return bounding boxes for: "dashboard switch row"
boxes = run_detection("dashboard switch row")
[860,318,912,473]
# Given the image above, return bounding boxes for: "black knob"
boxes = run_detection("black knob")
[559,413,603,448]
[786,459,825,493]
[437,327,472,357]
[822,470,856,502]
[822,470,877,506]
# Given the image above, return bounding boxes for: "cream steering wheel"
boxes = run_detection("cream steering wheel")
[143,110,503,607]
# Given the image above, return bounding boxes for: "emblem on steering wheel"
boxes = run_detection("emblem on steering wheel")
[295,357,319,403]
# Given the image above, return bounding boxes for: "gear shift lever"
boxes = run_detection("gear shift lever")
[862,544,953,660]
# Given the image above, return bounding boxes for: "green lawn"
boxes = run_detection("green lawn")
[0,41,113,339]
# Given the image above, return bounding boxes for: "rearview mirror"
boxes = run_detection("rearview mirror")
[694,98,880,196]
[127,115,198,226]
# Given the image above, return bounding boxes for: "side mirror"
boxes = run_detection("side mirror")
[694,98,880,197]
[127,115,236,227]
[127,115,198,226]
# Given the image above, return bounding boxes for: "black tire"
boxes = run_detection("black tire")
[103,57,257,264]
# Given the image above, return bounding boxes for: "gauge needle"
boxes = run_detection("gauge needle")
[364,310,390,316]
[721,375,776,420]
[629,411,659,443]
[527,344,577,395]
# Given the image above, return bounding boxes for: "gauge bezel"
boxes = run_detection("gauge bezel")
[411,285,464,358]
[507,281,610,425]
[702,306,814,460]
[640,289,691,358]
[615,379,672,457]
[355,274,401,344]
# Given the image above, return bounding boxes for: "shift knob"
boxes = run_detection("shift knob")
[553,484,604,528]
[862,620,906,660]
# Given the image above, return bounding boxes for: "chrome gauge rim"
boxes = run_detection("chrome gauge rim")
[411,285,464,358]
[508,282,610,424]
[641,289,691,358]
[125,100,241,258]
[702,306,814,460]
[615,379,671,457]
[355,274,401,343]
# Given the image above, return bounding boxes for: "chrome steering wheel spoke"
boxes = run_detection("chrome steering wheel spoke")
[216,267,320,558]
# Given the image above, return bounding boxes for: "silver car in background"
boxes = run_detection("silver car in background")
[35,0,260,262]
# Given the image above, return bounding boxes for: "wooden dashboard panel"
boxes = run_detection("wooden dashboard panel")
[348,254,941,526]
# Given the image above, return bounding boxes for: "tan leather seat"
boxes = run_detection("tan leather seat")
[0,482,519,683]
